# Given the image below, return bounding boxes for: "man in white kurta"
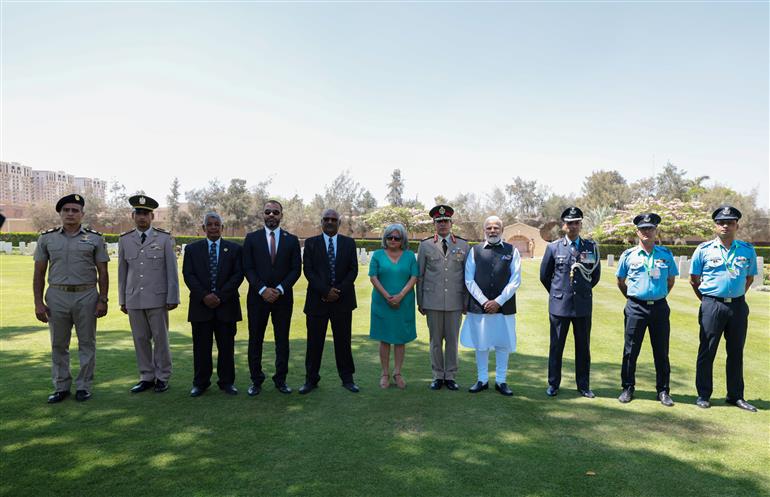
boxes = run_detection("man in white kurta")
[460,216,521,396]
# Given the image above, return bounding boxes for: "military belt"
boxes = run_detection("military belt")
[628,296,665,306]
[49,284,96,292]
[703,295,744,304]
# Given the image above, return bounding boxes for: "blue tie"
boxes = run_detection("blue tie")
[327,237,336,285]
[209,241,218,292]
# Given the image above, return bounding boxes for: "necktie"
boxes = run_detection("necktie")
[209,242,218,292]
[442,238,448,256]
[140,232,146,244]
[269,231,276,264]
[327,237,336,284]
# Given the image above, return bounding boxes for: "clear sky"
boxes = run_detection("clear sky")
[2,2,768,208]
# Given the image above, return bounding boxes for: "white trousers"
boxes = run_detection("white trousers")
[475,347,510,384]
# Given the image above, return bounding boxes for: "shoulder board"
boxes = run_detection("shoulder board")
[120,229,136,237]
[696,240,712,249]
[154,227,170,234]
[40,226,60,235]
[420,236,432,242]
[454,236,466,241]
[84,227,102,236]
[737,240,754,249]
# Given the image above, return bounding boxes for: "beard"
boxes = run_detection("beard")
[486,235,501,244]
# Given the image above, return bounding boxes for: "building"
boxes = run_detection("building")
[0,162,33,205]
[32,170,75,205]
[74,177,107,199]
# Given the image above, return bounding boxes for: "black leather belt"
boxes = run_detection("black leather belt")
[628,296,665,306]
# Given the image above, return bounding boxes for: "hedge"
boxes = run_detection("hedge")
[2,232,768,259]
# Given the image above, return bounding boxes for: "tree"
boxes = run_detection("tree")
[386,169,404,206]
[581,170,630,210]
[29,203,60,231]
[185,180,226,229]
[250,178,273,228]
[81,195,106,230]
[361,206,432,236]
[221,178,252,235]
[695,184,769,242]
[166,177,182,234]
[655,162,709,201]
[101,180,132,232]
[505,177,546,222]
[592,199,714,243]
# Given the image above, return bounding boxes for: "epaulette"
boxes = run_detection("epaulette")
[454,235,466,241]
[421,236,433,242]
[40,226,60,235]
[154,227,170,234]
[696,240,712,249]
[84,227,102,236]
[120,229,136,237]
[736,240,754,248]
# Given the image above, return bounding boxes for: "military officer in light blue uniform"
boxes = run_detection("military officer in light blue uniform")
[690,205,758,412]
[616,213,678,406]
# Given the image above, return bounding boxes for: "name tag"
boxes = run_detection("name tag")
[580,251,596,264]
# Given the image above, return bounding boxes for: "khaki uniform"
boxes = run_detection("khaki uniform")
[34,226,109,391]
[417,234,470,381]
[118,227,180,382]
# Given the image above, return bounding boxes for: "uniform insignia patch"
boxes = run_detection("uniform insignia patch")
[139,196,146,205]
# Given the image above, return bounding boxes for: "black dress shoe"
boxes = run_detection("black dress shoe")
[444,380,459,391]
[219,384,238,395]
[728,399,758,412]
[429,379,443,390]
[495,383,513,396]
[696,397,711,409]
[276,383,292,394]
[546,386,559,397]
[578,389,596,398]
[47,390,70,404]
[658,391,674,407]
[75,390,92,402]
[154,380,169,393]
[247,384,261,396]
[618,388,634,403]
[298,383,316,395]
[190,386,205,397]
[342,382,360,393]
[130,380,155,394]
[468,381,489,393]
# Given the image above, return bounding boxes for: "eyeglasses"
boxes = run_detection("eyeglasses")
[386,236,402,241]
[322,217,339,222]
[264,209,281,216]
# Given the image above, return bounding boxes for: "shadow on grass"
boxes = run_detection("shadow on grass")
[0,325,48,338]
[0,332,767,497]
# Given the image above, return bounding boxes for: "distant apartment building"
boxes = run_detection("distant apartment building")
[0,161,33,204]
[0,161,107,206]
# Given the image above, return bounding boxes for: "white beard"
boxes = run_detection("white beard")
[486,235,501,244]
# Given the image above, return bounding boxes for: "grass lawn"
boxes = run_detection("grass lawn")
[1,255,768,497]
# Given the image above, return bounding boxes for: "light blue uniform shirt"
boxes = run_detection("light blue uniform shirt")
[690,239,757,298]
[616,244,679,301]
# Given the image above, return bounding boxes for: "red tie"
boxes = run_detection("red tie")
[270,231,276,264]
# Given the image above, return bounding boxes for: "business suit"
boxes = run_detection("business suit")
[243,227,301,387]
[302,233,358,386]
[539,236,601,391]
[182,238,244,389]
[118,227,180,384]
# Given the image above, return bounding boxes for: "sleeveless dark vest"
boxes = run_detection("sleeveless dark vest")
[467,242,517,315]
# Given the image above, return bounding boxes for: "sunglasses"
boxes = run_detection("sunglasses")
[322,217,339,222]
[264,209,281,216]
[386,236,402,241]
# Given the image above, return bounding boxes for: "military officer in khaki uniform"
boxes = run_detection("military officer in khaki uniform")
[118,195,180,393]
[33,194,110,403]
[417,205,470,390]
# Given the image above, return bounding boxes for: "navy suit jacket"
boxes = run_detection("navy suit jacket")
[539,237,601,317]
[242,228,301,308]
[303,234,358,316]
[182,238,244,323]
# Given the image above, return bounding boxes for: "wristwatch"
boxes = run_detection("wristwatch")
[100,296,109,303]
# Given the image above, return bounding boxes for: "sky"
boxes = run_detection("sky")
[2,2,768,209]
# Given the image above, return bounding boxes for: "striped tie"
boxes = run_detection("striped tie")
[327,237,336,284]
[209,241,218,292]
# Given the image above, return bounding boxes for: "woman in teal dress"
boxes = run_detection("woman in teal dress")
[369,223,419,389]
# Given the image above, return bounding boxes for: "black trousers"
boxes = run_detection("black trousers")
[696,296,749,401]
[621,298,670,393]
[247,302,292,386]
[548,314,591,390]
[191,319,237,388]
[305,310,355,385]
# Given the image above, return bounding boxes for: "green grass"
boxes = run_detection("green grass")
[1,255,768,497]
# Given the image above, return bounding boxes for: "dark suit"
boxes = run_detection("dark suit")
[182,238,244,389]
[302,234,358,385]
[243,227,301,386]
[539,237,601,390]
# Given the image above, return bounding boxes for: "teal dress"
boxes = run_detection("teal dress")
[368,249,419,344]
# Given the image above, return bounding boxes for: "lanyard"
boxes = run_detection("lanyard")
[719,242,738,272]
[642,247,655,273]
